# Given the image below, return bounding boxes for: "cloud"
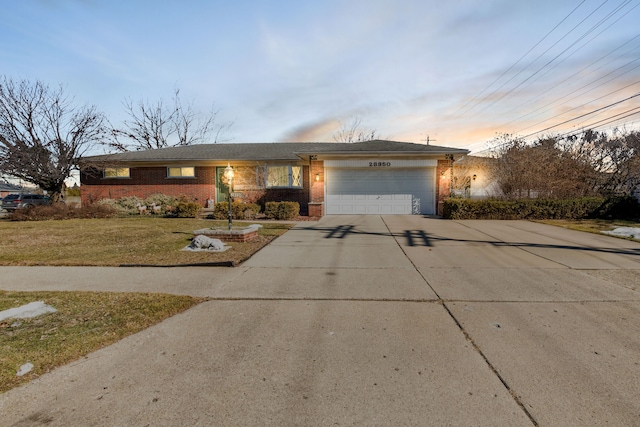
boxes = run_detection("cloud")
[280,117,342,142]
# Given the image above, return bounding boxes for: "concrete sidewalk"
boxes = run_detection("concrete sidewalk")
[1,216,640,426]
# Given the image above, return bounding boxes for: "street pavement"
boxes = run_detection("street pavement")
[1,216,640,426]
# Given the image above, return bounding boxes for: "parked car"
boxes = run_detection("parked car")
[1,194,51,210]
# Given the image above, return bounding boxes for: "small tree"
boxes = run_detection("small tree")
[109,89,232,151]
[332,117,379,143]
[0,77,105,202]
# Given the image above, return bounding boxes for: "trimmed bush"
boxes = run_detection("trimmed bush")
[173,200,201,218]
[211,201,261,220]
[264,201,299,220]
[594,196,640,220]
[442,197,609,220]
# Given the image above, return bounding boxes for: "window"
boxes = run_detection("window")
[266,165,302,188]
[168,167,195,177]
[104,167,130,178]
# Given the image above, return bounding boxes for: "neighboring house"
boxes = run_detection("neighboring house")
[0,182,22,199]
[452,155,501,199]
[80,140,468,216]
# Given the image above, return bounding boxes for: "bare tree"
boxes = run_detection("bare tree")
[568,129,640,197]
[332,117,379,143]
[109,89,232,151]
[488,134,598,199]
[0,77,106,202]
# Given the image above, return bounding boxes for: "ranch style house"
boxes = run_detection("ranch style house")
[80,140,469,216]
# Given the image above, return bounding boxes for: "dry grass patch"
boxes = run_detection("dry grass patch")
[0,290,203,393]
[535,219,640,241]
[0,218,293,266]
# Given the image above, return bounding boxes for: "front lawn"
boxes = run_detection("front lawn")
[0,217,293,266]
[0,290,203,393]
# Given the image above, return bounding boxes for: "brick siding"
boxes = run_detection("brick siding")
[309,160,325,216]
[436,159,452,215]
[81,165,311,215]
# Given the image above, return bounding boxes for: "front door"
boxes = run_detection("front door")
[216,167,231,203]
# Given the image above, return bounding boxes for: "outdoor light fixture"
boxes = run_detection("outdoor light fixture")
[315,173,321,182]
[223,163,234,230]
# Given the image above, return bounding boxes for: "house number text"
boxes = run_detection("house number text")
[369,162,391,167]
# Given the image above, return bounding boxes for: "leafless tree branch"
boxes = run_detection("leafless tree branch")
[486,130,640,200]
[108,88,232,151]
[332,117,379,143]
[0,77,106,201]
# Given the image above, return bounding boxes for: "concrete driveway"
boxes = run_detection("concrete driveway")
[1,216,640,426]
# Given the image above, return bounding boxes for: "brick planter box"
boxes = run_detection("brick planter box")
[193,224,262,242]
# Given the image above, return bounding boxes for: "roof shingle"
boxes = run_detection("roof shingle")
[85,140,469,162]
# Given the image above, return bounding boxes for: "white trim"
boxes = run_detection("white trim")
[324,159,437,168]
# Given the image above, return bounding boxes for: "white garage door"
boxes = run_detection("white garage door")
[326,168,435,215]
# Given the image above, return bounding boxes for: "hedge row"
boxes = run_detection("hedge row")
[442,196,639,220]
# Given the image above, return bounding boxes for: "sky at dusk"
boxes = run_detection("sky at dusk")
[2,0,640,154]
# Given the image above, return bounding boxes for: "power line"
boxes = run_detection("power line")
[495,7,640,127]
[450,1,640,151]
[521,91,640,138]
[497,33,640,128]
[513,1,638,89]
[514,61,640,133]
[474,0,632,117]
[557,108,640,137]
[448,0,588,119]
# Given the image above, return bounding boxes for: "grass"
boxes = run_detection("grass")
[0,217,293,393]
[535,218,640,241]
[0,290,204,393]
[0,217,293,266]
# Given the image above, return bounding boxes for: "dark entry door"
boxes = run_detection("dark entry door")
[216,167,231,203]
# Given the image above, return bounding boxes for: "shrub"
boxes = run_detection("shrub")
[240,203,261,219]
[144,194,177,215]
[9,202,117,221]
[211,201,261,220]
[145,194,177,208]
[264,201,299,220]
[96,198,127,213]
[594,196,640,220]
[66,186,81,197]
[173,199,202,218]
[115,196,144,214]
[96,195,180,216]
[442,197,608,220]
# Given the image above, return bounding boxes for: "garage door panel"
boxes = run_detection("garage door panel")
[326,168,435,215]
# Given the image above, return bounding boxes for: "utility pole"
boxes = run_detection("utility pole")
[420,134,437,145]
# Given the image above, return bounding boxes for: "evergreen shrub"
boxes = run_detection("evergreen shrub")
[442,197,610,220]
[264,201,299,220]
[211,201,261,220]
